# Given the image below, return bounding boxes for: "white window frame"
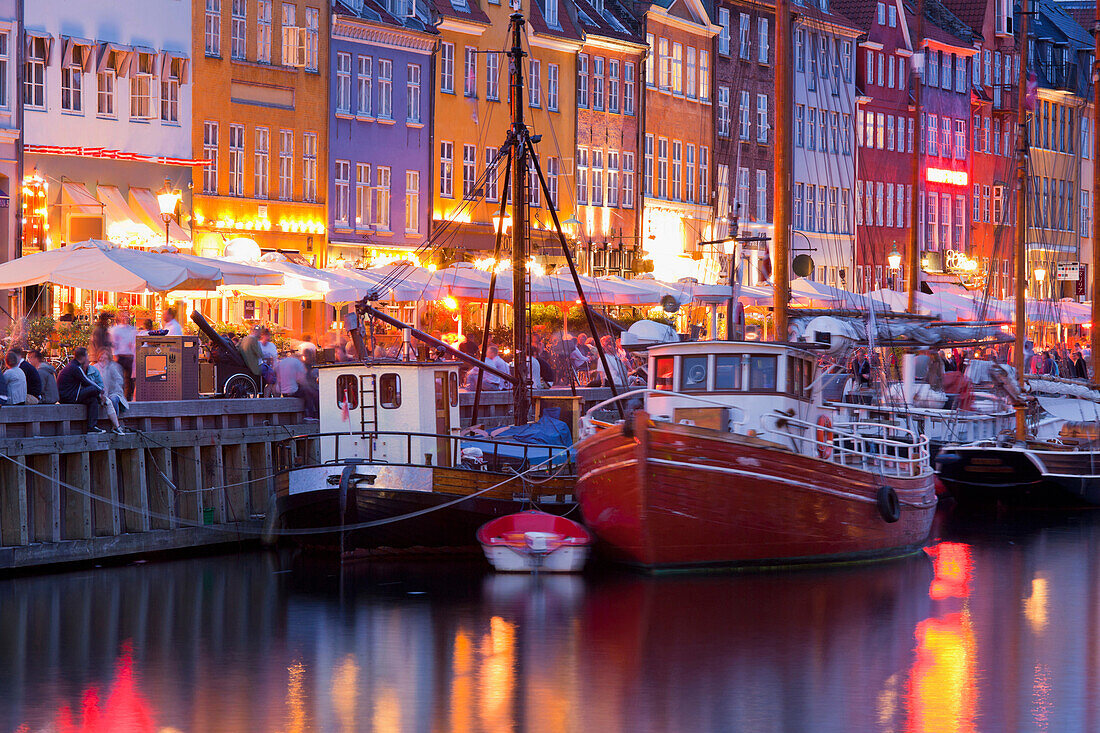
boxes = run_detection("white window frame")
[279,129,293,200]
[406,170,420,234]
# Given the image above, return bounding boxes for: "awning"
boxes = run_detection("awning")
[97,184,158,246]
[61,36,96,71]
[61,182,103,216]
[24,30,53,63]
[158,51,190,83]
[128,187,191,242]
[97,42,132,75]
[125,46,157,77]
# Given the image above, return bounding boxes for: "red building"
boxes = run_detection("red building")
[838,0,915,293]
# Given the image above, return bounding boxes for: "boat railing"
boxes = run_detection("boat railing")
[760,415,931,478]
[580,388,746,436]
[827,400,1013,442]
[285,429,576,474]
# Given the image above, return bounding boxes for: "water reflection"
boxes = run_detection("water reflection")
[4,511,1100,731]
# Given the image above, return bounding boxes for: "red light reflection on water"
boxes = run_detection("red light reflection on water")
[906,611,978,733]
[925,542,973,601]
[23,642,158,733]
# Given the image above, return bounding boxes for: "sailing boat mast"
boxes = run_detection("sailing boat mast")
[1092,0,1100,387]
[509,14,531,425]
[774,0,792,340]
[907,0,924,311]
[1014,0,1029,439]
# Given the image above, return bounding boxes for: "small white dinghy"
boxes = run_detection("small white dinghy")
[477,511,592,573]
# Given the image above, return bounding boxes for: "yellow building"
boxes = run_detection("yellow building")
[190,0,330,333]
[431,0,582,263]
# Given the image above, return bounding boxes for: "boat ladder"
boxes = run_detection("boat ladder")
[359,374,378,436]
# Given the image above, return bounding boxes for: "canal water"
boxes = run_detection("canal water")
[3,509,1100,732]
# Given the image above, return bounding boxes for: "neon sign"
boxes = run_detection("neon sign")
[926,168,968,186]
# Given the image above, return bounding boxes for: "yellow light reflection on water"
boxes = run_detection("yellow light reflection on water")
[331,654,359,733]
[479,616,516,727]
[1024,577,1049,633]
[906,611,977,733]
[286,661,308,733]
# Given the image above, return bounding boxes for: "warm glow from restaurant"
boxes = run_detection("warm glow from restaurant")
[926,168,968,186]
[906,611,977,733]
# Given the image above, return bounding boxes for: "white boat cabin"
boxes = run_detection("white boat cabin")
[318,361,462,466]
[645,341,819,435]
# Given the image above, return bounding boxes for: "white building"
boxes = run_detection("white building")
[23,0,194,267]
[789,3,861,290]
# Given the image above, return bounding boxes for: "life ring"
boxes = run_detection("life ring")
[876,486,901,523]
[816,415,833,460]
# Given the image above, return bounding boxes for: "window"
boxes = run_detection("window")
[927,114,938,156]
[592,149,604,206]
[336,53,352,113]
[336,375,359,409]
[757,170,767,221]
[738,90,750,139]
[530,59,541,107]
[646,34,655,86]
[279,129,293,200]
[462,144,476,197]
[378,59,392,119]
[796,183,805,228]
[130,52,156,119]
[624,62,635,114]
[161,69,179,123]
[257,0,272,63]
[699,147,708,204]
[806,186,816,232]
[886,115,894,151]
[654,356,674,390]
[229,124,245,196]
[548,63,559,110]
[671,45,681,95]
[203,122,219,194]
[739,13,750,60]
[0,32,9,108]
[547,157,559,207]
[254,128,269,198]
[374,167,391,229]
[685,145,696,203]
[657,138,668,198]
[484,149,498,202]
[644,134,653,195]
[797,105,805,147]
[622,152,634,208]
[303,132,317,202]
[670,143,681,201]
[699,50,709,101]
[61,64,83,113]
[715,355,742,390]
[379,374,401,409]
[718,8,730,56]
[545,0,558,27]
[941,117,950,158]
[748,355,777,391]
[441,43,454,93]
[757,94,768,143]
[954,119,966,159]
[357,56,372,116]
[593,56,605,108]
[335,160,350,225]
[717,87,731,137]
[486,52,500,101]
[982,185,991,222]
[576,147,589,204]
[681,356,709,391]
[578,54,588,107]
[1083,189,1091,234]
[954,195,964,247]
[303,6,316,69]
[885,184,893,227]
[464,47,476,97]
[759,19,769,63]
[407,63,421,123]
[842,113,851,154]
[23,36,46,109]
[607,151,619,207]
[205,0,221,56]
[281,3,297,66]
[231,0,247,59]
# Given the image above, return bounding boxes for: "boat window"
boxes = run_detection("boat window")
[379,373,402,409]
[803,359,815,396]
[748,355,778,391]
[680,356,709,391]
[714,355,743,390]
[336,375,359,410]
[654,356,674,391]
[449,372,459,406]
[787,357,805,397]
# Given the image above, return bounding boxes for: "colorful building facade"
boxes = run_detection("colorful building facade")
[637,0,718,282]
[328,1,436,267]
[571,0,645,277]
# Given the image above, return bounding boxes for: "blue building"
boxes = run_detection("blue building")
[329,0,436,266]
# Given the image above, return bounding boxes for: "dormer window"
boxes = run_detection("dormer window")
[545,0,559,28]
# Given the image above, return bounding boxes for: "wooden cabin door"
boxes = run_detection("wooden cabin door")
[434,371,452,466]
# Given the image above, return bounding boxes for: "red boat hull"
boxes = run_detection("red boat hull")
[576,413,938,569]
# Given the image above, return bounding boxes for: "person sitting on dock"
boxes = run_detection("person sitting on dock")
[14,348,42,404]
[27,350,58,404]
[3,351,30,405]
[58,348,104,434]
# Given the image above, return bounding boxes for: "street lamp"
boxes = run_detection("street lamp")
[157,180,181,248]
[887,247,902,271]
[1034,266,1047,284]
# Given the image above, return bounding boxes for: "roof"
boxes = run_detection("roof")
[430,0,491,25]
[830,0,878,33]
[529,0,584,42]
[335,0,439,32]
[1034,0,1092,47]
[570,0,643,44]
[904,0,976,49]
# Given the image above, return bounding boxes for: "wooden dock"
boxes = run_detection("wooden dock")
[0,399,316,571]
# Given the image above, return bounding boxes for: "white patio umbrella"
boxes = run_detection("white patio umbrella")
[0,239,224,293]
[790,277,869,308]
[252,254,366,304]
[149,246,284,287]
[333,263,444,302]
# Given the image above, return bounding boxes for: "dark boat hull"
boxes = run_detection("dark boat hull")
[576,413,938,569]
[275,464,576,550]
[935,445,1100,508]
